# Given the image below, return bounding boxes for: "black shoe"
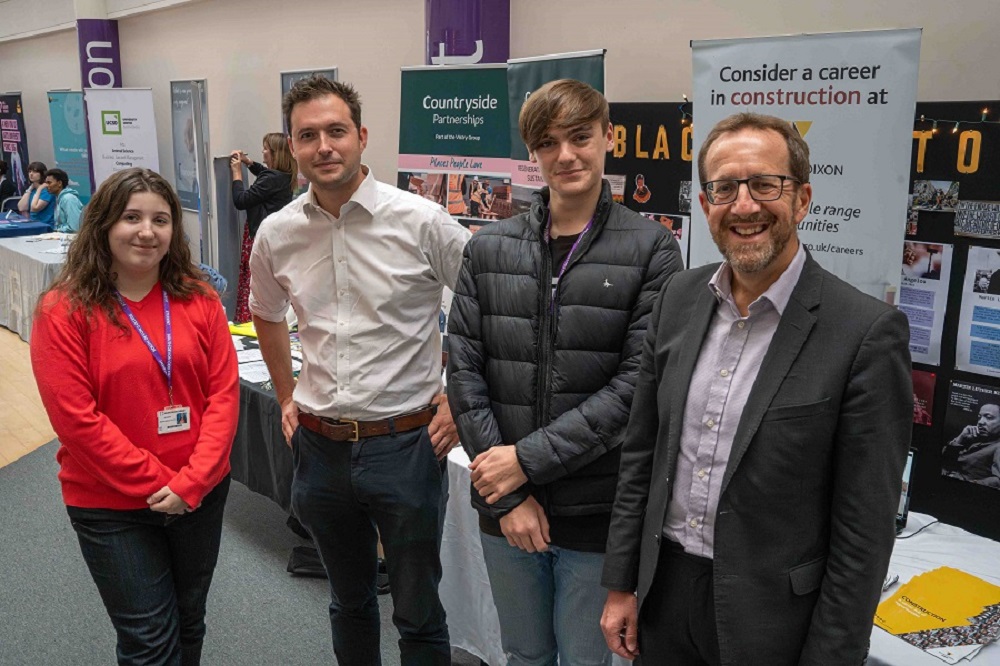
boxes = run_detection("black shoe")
[377,558,390,595]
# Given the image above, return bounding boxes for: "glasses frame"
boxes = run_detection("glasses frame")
[701,174,801,205]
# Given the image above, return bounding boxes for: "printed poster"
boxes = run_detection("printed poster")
[899,241,952,365]
[47,91,92,203]
[912,369,936,426]
[691,29,921,302]
[398,64,510,232]
[0,94,30,196]
[942,380,1000,489]
[507,50,605,215]
[606,102,695,266]
[170,81,209,211]
[957,245,1000,377]
[84,87,159,189]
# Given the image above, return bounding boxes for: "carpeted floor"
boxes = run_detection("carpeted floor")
[0,442,481,665]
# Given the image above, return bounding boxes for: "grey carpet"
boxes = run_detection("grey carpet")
[0,442,481,665]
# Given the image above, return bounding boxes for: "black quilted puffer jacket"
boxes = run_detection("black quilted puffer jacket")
[447,181,683,521]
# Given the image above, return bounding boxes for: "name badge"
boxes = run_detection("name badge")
[158,406,191,435]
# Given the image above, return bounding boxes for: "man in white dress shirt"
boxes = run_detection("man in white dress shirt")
[250,75,470,666]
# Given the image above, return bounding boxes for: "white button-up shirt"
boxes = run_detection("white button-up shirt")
[249,166,470,420]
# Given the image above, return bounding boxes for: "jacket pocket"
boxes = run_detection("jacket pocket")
[762,397,830,422]
[788,555,827,595]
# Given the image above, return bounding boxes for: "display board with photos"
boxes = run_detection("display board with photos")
[604,102,694,266]
[905,100,1000,540]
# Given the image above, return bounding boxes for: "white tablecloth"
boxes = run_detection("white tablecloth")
[442,451,1000,665]
[869,512,1000,665]
[0,236,65,341]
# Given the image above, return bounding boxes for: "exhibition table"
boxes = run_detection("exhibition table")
[0,215,51,238]
[0,235,65,341]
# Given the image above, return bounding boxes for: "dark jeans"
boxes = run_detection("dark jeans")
[291,425,450,666]
[67,476,230,666]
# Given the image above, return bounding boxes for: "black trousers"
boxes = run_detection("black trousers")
[638,538,721,666]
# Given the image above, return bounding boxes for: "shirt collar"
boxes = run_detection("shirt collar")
[303,165,377,219]
[708,241,807,316]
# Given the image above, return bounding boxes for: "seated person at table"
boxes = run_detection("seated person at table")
[18,161,55,227]
[45,169,84,233]
[0,160,16,203]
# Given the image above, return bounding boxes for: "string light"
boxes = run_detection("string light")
[678,94,692,126]
[983,107,990,122]
[952,122,960,134]
[916,113,1000,135]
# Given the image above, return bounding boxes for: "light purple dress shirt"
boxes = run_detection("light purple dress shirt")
[664,243,807,558]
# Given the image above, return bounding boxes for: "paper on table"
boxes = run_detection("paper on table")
[238,358,300,383]
[237,348,264,364]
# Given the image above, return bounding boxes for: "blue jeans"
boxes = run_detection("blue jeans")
[291,425,450,666]
[480,533,612,666]
[67,476,230,666]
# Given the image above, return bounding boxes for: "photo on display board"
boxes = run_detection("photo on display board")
[913,369,936,426]
[954,200,1000,239]
[398,171,512,232]
[678,180,692,214]
[911,179,960,212]
[902,241,945,281]
[942,380,1000,490]
[640,212,686,243]
[906,208,919,237]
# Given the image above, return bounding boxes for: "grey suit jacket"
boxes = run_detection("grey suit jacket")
[602,255,912,665]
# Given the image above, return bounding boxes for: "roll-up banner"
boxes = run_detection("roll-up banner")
[691,29,921,302]
[48,91,92,204]
[171,81,210,213]
[0,94,30,196]
[84,87,159,188]
[398,64,510,231]
[507,50,605,215]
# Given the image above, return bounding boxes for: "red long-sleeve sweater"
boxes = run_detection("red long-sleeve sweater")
[31,284,239,510]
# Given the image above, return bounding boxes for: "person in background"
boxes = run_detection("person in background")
[44,168,84,233]
[601,112,912,665]
[31,167,239,666]
[447,79,683,665]
[18,161,55,227]
[229,133,297,323]
[942,403,1000,485]
[0,160,16,203]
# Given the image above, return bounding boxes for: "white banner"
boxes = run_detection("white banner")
[691,29,921,302]
[84,87,159,188]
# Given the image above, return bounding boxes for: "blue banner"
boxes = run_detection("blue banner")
[48,91,92,203]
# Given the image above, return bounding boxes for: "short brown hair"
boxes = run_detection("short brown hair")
[698,112,810,185]
[519,79,609,153]
[283,76,362,135]
[41,168,206,330]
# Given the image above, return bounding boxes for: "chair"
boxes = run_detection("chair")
[1,197,19,213]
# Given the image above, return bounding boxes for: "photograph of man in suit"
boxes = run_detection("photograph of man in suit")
[942,402,1000,488]
[600,112,912,665]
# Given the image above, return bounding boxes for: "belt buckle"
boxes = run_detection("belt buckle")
[341,419,360,442]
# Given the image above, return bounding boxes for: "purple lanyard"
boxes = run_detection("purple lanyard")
[545,215,594,305]
[113,287,174,404]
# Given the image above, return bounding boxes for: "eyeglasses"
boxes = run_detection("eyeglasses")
[701,175,801,205]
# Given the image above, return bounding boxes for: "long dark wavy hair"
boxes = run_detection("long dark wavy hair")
[41,168,207,330]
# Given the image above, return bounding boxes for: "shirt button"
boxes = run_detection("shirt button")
[737,321,746,329]
[698,469,706,479]
[339,353,345,358]
[720,369,729,377]
[705,419,715,428]
[689,519,698,528]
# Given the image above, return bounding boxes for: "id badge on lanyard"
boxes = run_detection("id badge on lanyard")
[114,288,191,435]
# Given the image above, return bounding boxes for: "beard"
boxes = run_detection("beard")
[712,211,793,275]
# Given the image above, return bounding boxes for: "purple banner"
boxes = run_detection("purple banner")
[425,0,509,65]
[77,19,122,89]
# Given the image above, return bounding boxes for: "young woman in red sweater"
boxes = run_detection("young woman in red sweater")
[31,167,239,666]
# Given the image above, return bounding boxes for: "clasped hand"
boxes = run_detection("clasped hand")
[470,445,528,504]
[147,486,191,515]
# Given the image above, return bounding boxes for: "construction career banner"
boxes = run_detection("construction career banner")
[691,29,921,302]
[397,64,510,231]
[507,50,605,216]
[0,94,30,196]
[85,87,159,188]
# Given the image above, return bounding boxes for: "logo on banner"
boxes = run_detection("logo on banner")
[102,110,122,135]
[792,120,813,138]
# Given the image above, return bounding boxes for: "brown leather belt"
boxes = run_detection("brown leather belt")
[298,406,436,442]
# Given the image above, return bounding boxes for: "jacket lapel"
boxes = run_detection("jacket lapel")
[668,283,719,459]
[720,257,823,495]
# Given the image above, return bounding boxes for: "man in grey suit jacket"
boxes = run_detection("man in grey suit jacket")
[600,112,912,665]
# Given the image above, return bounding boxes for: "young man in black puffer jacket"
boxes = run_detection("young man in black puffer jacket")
[447,78,683,665]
